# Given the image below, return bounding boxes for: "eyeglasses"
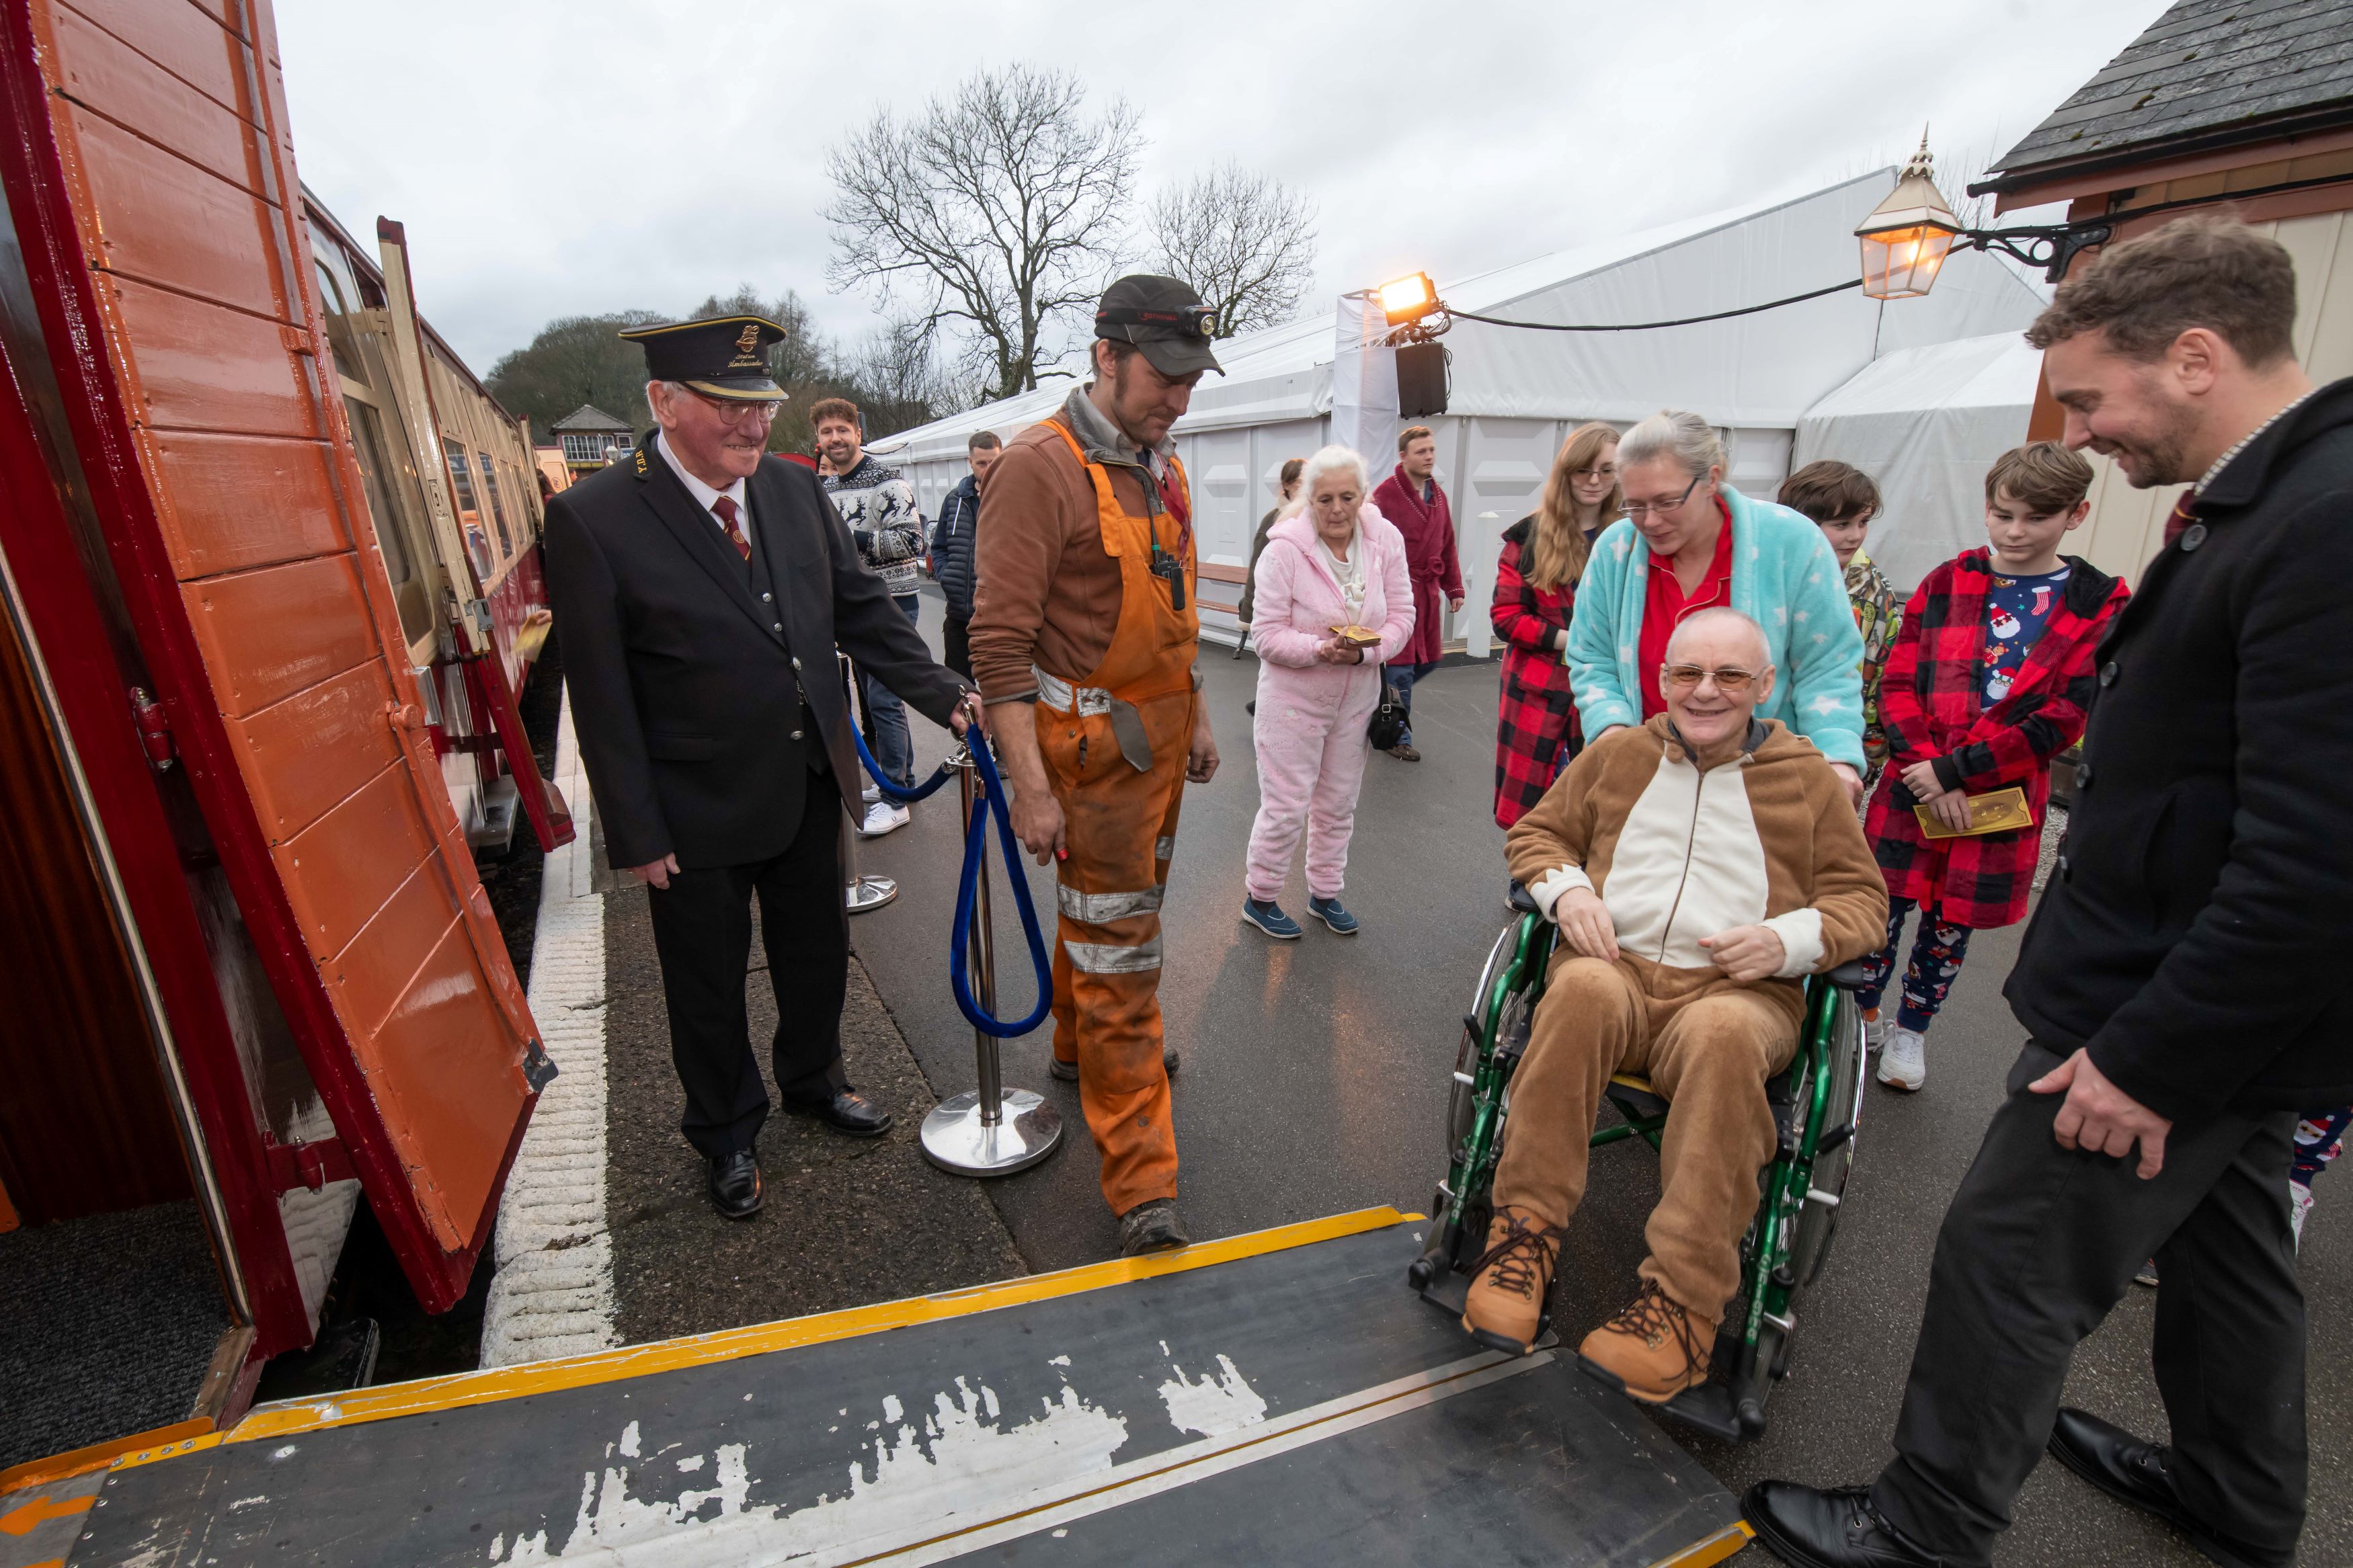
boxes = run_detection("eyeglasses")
[692,390,781,427]
[1663,663,1759,692]
[1624,474,1702,521]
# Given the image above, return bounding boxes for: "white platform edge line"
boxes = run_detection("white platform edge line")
[873,1350,1554,1566]
[479,688,620,1366]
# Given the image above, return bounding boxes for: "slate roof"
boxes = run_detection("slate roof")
[1975,0,2353,194]
[550,403,630,432]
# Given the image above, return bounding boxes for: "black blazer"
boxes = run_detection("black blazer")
[545,434,966,870]
[2007,376,2353,1120]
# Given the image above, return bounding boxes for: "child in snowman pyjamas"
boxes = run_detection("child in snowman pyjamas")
[1856,444,2131,1091]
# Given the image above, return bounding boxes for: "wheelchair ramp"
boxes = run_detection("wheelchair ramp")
[69,1210,1749,1567]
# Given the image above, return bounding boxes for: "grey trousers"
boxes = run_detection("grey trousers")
[1872,1042,2305,1567]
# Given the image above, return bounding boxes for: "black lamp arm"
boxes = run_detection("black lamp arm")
[1954,220,2114,282]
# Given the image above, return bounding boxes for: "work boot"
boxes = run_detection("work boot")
[1460,1206,1561,1355]
[1051,1048,1179,1083]
[1119,1198,1189,1256]
[1578,1280,1714,1403]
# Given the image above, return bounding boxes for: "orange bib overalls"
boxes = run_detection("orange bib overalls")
[1035,418,1199,1216]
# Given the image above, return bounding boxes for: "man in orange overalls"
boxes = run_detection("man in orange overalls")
[969,276,1223,1256]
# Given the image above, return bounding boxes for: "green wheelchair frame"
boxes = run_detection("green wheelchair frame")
[1406,897,1870,1442]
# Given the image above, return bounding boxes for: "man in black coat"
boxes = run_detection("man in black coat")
[1749,219,2344,1568]
[928,430,998,677]
[545,315,971,1220]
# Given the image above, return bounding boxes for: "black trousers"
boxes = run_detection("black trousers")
[943,613,971,679]
[1872,1042,2304,1567]
[644,790,850,1159]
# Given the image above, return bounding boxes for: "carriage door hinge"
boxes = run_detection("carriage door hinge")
[130,687,176,771]
[264,1134,356,1194]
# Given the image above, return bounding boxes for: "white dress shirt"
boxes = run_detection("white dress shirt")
[654,431,750,534]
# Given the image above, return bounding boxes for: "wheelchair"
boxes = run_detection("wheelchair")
[1406,884,1870,1442]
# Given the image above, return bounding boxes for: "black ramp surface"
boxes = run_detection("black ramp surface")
[76,1221,1739,1566]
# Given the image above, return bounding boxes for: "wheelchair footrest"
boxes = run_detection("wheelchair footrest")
[1574,1356,1749,1444]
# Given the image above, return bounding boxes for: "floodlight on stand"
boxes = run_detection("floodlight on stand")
[1378,272,1439,326]
[1855,137,1962,300]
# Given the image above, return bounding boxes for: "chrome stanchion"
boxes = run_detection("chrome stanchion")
[840,651,897,914]
[919,746,1062,1175]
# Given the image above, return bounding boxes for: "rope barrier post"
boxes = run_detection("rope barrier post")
[918,746,1062,1177]
[838,651,896,915]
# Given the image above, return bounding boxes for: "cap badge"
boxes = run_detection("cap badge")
[735,324,760,354]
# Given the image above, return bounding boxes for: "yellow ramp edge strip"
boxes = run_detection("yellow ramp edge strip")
[116,1206,1412,1467]
[1648,1520,1755,1568]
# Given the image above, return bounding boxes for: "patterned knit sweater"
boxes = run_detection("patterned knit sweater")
[824,454,926,595]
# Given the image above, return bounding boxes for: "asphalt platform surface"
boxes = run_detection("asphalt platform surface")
[592,585,2348,1565]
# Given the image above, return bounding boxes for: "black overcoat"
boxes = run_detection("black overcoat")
[545,434,965,870]
[2007,376,2353,1120]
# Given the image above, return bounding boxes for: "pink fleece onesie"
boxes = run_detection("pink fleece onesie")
[1244,503,1417,902]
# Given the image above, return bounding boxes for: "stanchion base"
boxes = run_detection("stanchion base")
[846,874,898,914]
[919,1088,1063,1176]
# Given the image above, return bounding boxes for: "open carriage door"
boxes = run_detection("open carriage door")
[1,0,549,1309]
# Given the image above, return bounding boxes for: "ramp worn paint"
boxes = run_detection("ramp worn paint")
[76,1219,1743,1565]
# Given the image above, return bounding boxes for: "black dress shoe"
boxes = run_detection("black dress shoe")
[2047,1407,2270,1568]
[1743,1481,1942,1567]
[707,1150,762,1220]
[1050,1048,1180,1083]
[783,1087,893,1137]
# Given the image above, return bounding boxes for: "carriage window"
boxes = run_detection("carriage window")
[313,259,368,388]
[478,453,513,554]
[346,399,434,643]
[442,437,477,515]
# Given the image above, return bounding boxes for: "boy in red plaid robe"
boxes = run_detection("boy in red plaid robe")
[1860,444,2130,1091]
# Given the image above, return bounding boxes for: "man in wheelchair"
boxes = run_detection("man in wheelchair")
[1465,608,1886,1403]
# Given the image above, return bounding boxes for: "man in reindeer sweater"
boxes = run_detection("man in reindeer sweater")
[1464,607,1886,1403]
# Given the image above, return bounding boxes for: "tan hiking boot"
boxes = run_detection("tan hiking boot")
[1460,1207,1561,1354]
[1578,1280,1716,1403]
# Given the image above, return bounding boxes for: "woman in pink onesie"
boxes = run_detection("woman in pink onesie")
[1240,446,1416,938]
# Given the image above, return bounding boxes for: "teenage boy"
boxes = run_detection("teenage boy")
[1856,443,2128,1091]
[1780,462,1898,780]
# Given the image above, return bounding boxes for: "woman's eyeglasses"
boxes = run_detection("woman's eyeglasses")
[1624,475,1702,521]
[1663,663,1759,692]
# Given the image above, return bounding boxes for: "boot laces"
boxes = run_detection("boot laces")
[1470,1209,1561,1301]
[1601,1279,1708,1366]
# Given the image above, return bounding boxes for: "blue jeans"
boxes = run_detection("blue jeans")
[1384,660,1441,746]
[858,594,920,788]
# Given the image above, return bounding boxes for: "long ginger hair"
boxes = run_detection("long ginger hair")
[1526,422,1620,592]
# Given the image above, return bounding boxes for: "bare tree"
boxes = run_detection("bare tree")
[1148,163,1318,338]
[825,65,1142,401]
[844,318,959,440]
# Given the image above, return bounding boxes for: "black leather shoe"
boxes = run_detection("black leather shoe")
[1050,1048,1179,1083]
[1743,1481,1942,1567]
[2047,1407,2270,1568]
[783,1088,893,1138]
[707,1150,762,1220]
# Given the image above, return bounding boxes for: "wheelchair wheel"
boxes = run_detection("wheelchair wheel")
[1788,987,1867,1289]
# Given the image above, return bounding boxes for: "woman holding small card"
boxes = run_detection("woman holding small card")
[1240,446,1416,939]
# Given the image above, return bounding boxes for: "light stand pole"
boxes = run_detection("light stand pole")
[918,745,1062,1176]
[838,651,896,914]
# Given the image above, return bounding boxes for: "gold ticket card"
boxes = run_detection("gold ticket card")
[1914,786,2037,839]
[1328,623,1382,647]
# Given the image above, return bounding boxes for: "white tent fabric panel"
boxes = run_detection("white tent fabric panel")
[1792,333,2044,594]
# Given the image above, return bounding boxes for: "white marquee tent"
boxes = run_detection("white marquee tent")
[879,170,2048,654]
[1791,332,2045,593]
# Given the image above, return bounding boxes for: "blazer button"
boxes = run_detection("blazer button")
[2073,761,2091,790]
[2056,854,2071,881]
[791,729,803,741]
[762,591,774,602]
[773,622,784,633]
[792,657,803,670]
[2179,522,2208,551]
[2098,661,2119,687]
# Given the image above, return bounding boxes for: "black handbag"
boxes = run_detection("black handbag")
[1367,677,1407,751]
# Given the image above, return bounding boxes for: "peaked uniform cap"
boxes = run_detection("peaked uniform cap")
[619,315,789,402]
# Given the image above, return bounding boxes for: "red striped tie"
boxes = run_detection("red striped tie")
[2163,491,2199,547]
[711,495,751,562]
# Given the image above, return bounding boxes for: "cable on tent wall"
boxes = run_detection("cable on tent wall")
[1437,277,1863,335]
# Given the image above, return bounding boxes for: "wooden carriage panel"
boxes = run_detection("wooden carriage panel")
[274,759,437,961]
[144,429,349,578]
[38,2,263,196]
[56,108,286,319]
[216,661,399,838]
[45,0,251,122]
[182,552,374,717]
[325,858,460,1042]
[99,276,317,438]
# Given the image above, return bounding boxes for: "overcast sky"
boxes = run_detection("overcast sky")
[274,0,2169,378]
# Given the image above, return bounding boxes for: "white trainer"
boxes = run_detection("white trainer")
[1864,1016,1888,1055]
[2292,1180,2315,1250]
[858,800,910,838]
[1876,1028,1927,1091]
[861,781,881,806]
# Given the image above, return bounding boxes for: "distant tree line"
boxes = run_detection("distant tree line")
[486,285,957,455]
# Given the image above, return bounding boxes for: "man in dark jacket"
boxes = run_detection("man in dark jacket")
[930,431,1000,677]
[546,315,972,1221]
[1748,218,2342,1568]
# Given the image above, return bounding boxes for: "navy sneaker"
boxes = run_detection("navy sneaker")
[1308,896,1359,934]
[1241,898,1302,940]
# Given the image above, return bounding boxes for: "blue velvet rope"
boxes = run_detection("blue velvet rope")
[848,720,1054,1038]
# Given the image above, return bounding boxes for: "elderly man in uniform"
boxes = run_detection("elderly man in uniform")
[971,276,1222,1257]
[546,315,973,1221]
